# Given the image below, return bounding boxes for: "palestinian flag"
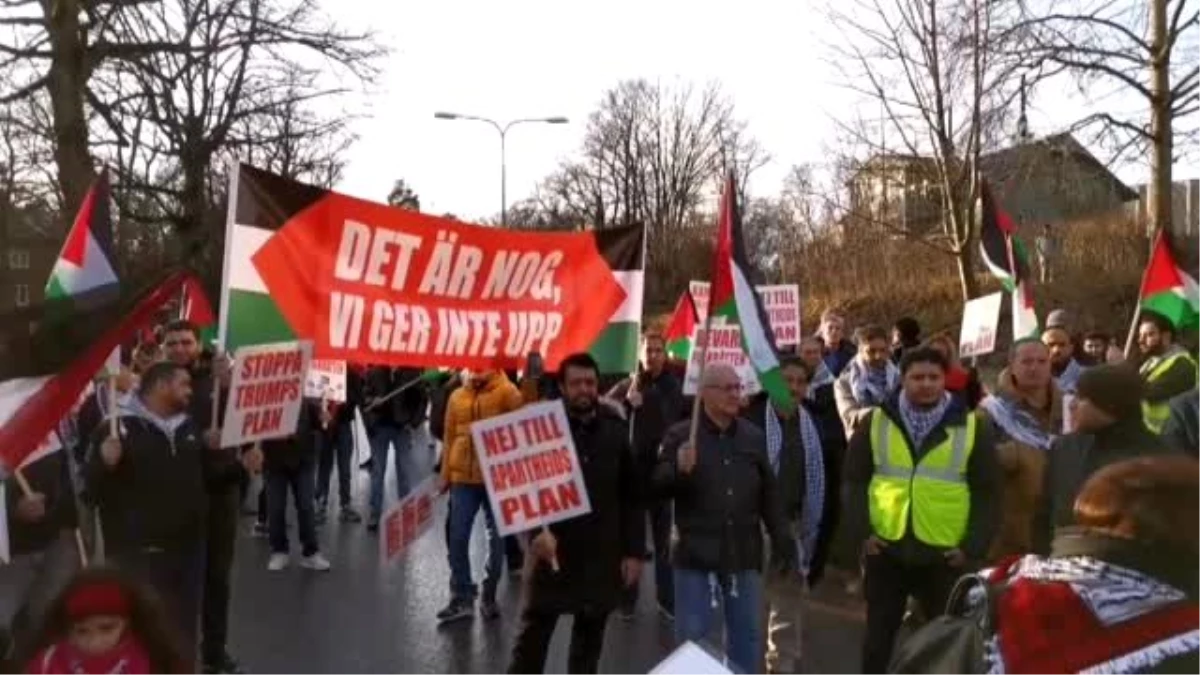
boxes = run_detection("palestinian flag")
[45,169,118,303]
[0,271,189,472]
[586,225,644,372]
[1140,229,1200,329]
[708,172,793,409]
[663,290,699,361]
[180,275,218,345]
[978,182,1039,339]
[221,164,645,372]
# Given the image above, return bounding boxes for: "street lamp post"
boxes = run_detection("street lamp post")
[434,112,568,226]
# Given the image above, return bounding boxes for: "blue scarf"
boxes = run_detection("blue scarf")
[1055,358,1084,395]
[765,404,826,573]
[806,361,835,401]
[847,358,900,407]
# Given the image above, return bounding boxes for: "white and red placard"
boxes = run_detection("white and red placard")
[470,399,591,537]
[958,292,1003,359]
[304,358,347,402]
[221,340,312,448]
[380,475,439,565]
[689,280,801,347]
[682,319,762,396]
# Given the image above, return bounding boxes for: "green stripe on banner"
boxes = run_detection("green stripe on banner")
[225,290,296,352]
[589,321,640,373]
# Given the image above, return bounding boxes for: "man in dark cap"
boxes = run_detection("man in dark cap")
[1032,364,1169,553]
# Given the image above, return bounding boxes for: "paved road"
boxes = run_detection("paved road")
[225,447,864,673]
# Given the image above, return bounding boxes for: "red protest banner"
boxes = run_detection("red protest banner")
[470,400,591,536]
[248,192,630,372]
[380,476,439,565]
[221,341,312,447]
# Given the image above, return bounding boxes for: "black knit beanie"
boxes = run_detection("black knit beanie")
[1075,364,1144,420]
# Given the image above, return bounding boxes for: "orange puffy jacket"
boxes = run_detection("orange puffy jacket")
[440,371,524,485]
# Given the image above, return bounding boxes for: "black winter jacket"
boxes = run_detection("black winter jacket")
[262,399,323,471]
[608,369,685,491]
[85,402,236,552]
[654,412,794,573]
[364,367,429,429]
[4,450,78,556]
[524,406,645,613]
[1032,418,1168,554]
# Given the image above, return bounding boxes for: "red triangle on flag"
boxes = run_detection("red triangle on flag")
[180,276,216,326]
[1140,230,1185,299]
[60,172,108,267]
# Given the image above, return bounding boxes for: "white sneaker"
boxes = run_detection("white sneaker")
[300,552,332,571]
[267,553,290,571]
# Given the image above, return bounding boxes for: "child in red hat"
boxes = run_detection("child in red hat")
[23,567,189,674]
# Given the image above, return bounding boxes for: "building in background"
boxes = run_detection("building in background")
[0,197,60,313]
[844,133,1138,238]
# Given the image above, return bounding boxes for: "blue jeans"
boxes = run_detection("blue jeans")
[266,458,319,556]
[369,424,412,521]
[447,484,502,601]
[674,568,763,674]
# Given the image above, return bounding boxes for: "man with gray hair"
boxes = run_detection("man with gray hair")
[655,363,796,674]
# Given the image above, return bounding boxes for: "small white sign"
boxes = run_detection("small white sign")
[649,641,732,675]
[959,292,1004,359]
[683,318,761,396]
[689,281,802,347]
[305,359,347,402]
[470,400,590,537]
[221,341,312,448]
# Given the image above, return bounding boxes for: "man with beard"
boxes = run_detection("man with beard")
[508,353,644,674]
[1043,327,1085,433]
[161,320,254,674]
[606,332,684,619]
[1135,312,1197,434]
[85,362,238,664]
[834,325,900,436]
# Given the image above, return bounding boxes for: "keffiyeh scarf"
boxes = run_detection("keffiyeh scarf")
[805,361,835,400]
[765,404,826,573]
[1055,358,1084,395]
[846,358,899,407]
[898,393,951,449]
[979,393,1055,451]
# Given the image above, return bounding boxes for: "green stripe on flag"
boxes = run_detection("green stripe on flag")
[226,290,296,352]
[588,321,640,373]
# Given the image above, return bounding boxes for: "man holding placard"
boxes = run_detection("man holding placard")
[507,353,645,674]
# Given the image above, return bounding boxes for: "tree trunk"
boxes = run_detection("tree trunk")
[956,243,979,302]
[43,0,95,218]
[1149,0,1173,235]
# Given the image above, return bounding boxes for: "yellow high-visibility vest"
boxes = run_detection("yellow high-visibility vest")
[867,409,977,547]
[1141,351,1198,433]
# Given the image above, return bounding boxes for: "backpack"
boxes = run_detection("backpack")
[888,573,1005,674]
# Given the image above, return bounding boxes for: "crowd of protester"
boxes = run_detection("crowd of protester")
[1,302,1197,674]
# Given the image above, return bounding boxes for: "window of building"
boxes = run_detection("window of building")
[8,249,30,269]
[14,283,30,307]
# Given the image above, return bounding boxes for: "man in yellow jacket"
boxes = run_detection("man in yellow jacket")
[1137,312,1197,434]
[437,369,524,624]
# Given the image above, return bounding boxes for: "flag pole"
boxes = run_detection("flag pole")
[12,468,34,498]
[687,312,718,448]
[1122,229,1160,359]
[107,375,119,438]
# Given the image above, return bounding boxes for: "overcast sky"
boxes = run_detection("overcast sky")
[326,0,1197,221]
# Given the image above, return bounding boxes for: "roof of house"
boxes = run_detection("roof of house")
[849,132,1137,203]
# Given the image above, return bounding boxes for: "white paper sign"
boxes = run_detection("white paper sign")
[221,340,312,448]
[470,399,591,537]
[304,359,347,402]
[958,292,1004,359]
[689,281,802,347]
[682,319,762,396]
[650,641,732,675]
[379,476,439,566]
